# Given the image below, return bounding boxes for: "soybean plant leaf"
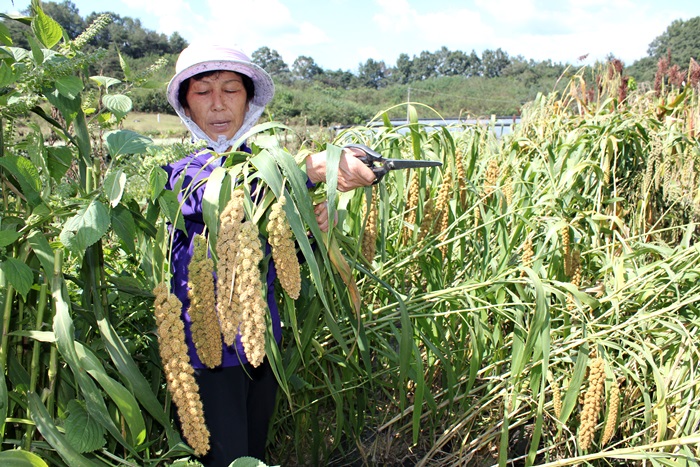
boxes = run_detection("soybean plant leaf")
[27,392,101,467]
[64,400,106,453]
[0,155,42,207]
[55,75,83,99]
[104,129,151,157]
[0,61,16,87]
[0,258,33,300]
[103,169,126,207]
[111,204,136,255]
[0,22,11,46]
[59,200,110,253]
[0,230,21,247]
[31,4,63,49]
[0,448,49,466]
[102,94,132,120]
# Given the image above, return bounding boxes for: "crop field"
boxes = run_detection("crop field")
[1,6,700,467]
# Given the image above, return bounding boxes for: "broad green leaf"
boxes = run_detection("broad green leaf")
[104,130,151,157]
[102,94,132,119]
[47,146,73,181]
[103,169,126,207]
[45,88,81,125]
[117,48,132,82]
[3,46,30,62]
[0,258,33,300]
[30,4,63,49]
[55,75,83,99]
[0,22,11,46]
[0,155,42,207]
[0,449,50,466]
[89,76,121,89]
[149,166,168,201]
[27,392,101,467]
[64,400,106,453]
[110,203,136,255]
[0,61,16,87]
[0,230,21,247]
[229,457,268,467]
[59,200,110,253]
[26,230,54,278]
[158,189,186,234]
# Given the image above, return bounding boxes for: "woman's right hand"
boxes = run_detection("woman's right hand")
[306,147,377,191]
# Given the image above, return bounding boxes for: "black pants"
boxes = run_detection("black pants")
[194,360,278,467]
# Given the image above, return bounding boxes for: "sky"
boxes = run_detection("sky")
[6,0,700,72]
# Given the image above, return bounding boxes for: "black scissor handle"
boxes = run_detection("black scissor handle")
[343,143,388,184]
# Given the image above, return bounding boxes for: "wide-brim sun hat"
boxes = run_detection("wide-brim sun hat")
[166,42,275,152]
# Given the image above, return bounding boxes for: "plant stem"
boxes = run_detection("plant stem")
[0,284,15,373]
[23,279,49,450]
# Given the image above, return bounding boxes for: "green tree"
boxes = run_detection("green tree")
[394,52,413,84]
[168,31,187,53]
[317,68,359,89]
[253,46,290,76]
[438,49,472,76]
[358,57,387,89]
[481,48,511,78]
[412,50,439,80]
[292,55,322,81]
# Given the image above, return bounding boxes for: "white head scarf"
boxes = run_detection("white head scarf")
[166,42,275,153]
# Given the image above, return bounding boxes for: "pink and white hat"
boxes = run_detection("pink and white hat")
[167,42,275,152]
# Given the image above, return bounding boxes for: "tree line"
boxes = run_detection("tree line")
[3,1,700,124]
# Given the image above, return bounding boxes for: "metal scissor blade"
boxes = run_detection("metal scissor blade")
[384,159,443,171]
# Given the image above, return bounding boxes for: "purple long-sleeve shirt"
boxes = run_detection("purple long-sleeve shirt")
[163,148,282,368]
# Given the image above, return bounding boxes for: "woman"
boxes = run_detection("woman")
[163,42,375,466]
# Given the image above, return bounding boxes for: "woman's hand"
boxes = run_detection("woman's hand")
[314,201,338,232]
[306,147,377,191]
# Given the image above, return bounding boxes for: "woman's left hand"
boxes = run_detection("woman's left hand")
[314,201,338,232]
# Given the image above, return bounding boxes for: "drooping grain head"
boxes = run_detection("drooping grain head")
[152,282,210,455]
[268,197,301,299]
[187,234,222,368]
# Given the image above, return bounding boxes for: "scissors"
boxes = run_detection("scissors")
[344,143,443,184]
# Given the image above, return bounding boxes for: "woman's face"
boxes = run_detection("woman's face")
[184,71,249,141]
